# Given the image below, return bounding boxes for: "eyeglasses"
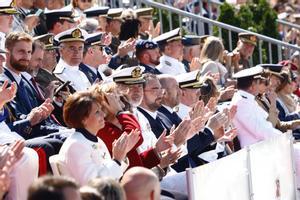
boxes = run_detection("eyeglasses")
[144,87,165,93]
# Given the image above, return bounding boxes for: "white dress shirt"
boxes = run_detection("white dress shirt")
[176,103,191,120]
[157,55,187,75]
[133,108,158,153]
[231,90,282,148]
[53,59,91,91]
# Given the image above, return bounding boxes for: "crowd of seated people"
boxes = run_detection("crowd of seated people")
[0,0,299,199]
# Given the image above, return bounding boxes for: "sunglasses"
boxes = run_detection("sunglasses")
[80,0,92,2]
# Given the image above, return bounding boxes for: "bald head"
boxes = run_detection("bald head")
[121,167,160,200]
[158,75,181,108]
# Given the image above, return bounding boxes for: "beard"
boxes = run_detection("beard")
[147,97,162,111]
[150,57,160,66]
[130,95,143,107]
[10,55,29,72]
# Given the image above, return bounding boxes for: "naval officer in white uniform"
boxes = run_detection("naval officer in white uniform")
[153,28,187,76]
[230,66,282,148]
[53,28,91,91]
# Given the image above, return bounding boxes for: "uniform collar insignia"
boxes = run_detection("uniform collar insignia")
[165,61,171,66]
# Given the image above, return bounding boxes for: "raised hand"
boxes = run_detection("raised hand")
[124,129,141,153]
[189,100,205,120]
[219,86,236,101]
[112,134,129,162]
[206,112,228,140]
[0,81,17,109]
[190,57,201,71]
[170,119,192,146]
[101,92,124,116]
[155,130,174,153]
[217,128,237,143]
[117,38,136,57]
[159,148,182,168]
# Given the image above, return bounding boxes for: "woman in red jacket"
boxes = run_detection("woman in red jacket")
[91,83,180,171]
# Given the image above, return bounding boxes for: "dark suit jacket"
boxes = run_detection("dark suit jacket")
[137,106,215,171]
[137,107,167,138]
[157,105,216,167]
[35,68,59,91]
[1,68,60,139]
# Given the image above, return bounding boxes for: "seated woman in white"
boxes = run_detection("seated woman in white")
[58,91,139,185]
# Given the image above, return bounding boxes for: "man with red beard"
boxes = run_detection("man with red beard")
[0,32,70,174]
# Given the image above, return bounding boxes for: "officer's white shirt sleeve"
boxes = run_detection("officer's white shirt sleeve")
[60,132,125,185]
[231,90,282,148]
[157,55,187,75]
[54,59,91,91]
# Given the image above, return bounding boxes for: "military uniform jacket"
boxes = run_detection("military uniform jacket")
[79,63,105,84]
[157,55,187,75]
[53,59,91,91]
[59,129,127,186]
[256,94,294,132]
[140,63,161,75]
[231,90,282,148]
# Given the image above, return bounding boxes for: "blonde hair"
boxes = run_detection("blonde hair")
[90,82,117,103]
[199,36,224,65]
[5,32,33,51]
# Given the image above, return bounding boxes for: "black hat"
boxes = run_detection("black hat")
[238,32,257,46]
[54,28,87,44]
[176,70,203,89]
[153,28,182,46]
[182,35,202,46]
[85,32,104,46]
[135,40,158,50]
[0,48,6,53]
[111,66,145,85]
[34,33,58,50]
[84,6,109,18]
[44,6,76,24]
[0,0,18,15]
[259,64,283,78]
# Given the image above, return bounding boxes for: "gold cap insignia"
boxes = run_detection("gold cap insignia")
[10,0,16,7]
[250,35,257,42]
[71,8,75,18]
[72,29,82,38]
[48,35,54,44]
[131,67,142,78]
[196,71,201,81]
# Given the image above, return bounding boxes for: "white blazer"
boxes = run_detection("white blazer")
[59,131,128,185]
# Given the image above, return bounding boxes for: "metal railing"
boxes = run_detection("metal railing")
[189,0,300,37]
[137,0,300,65]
